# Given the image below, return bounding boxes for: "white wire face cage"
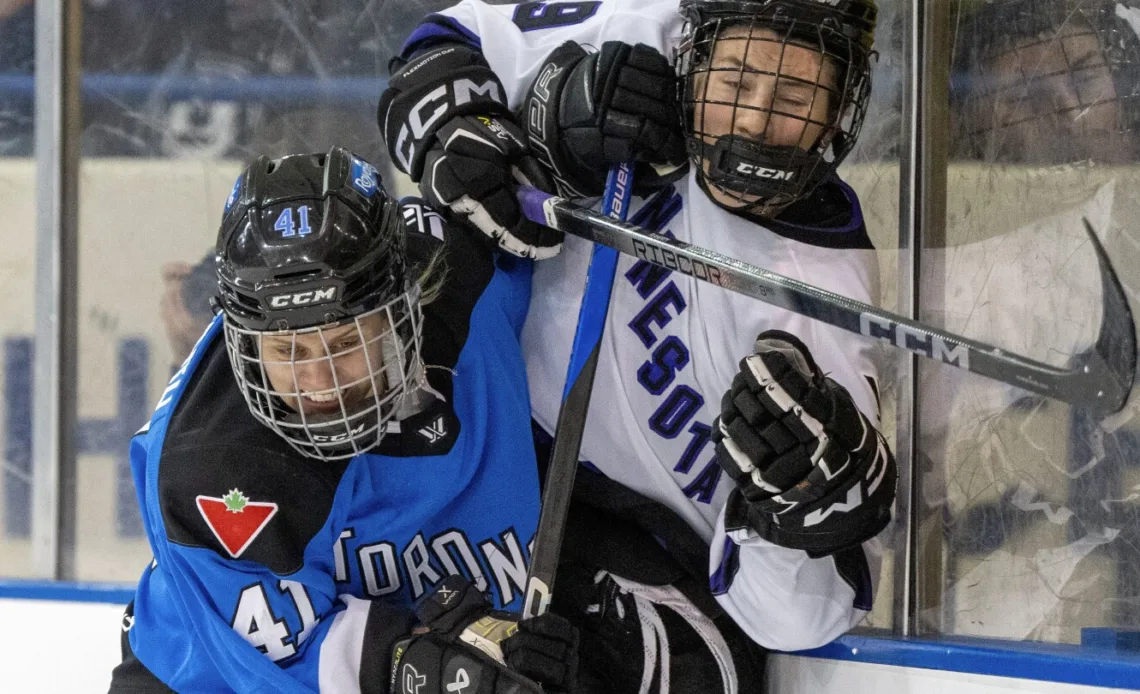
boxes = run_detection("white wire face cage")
[223,285,426,461]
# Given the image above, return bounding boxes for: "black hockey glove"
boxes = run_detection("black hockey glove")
[379,44,561,259]
[712,331,897,558]
[522,40,687,198]
[389,576,579,694]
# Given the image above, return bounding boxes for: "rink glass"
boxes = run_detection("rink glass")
[916,0,1140,643]
[0,0,36,579]
[3,0,1138,652]
[0,0,434,581]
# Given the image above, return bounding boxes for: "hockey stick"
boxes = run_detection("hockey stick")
[515,187,1136,416]
[521,165,634,620]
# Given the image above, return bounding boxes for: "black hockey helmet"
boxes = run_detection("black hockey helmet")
[216,146,403,331]
[216,146,428,461]
[677,0,877,214]
[952,0,1140,164]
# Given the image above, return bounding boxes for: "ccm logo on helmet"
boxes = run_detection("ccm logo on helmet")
[267,286,339,309]
[735,163,795,181]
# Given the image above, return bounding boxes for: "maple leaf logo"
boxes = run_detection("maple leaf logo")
[222,489,248,513]
[196,491,278,559]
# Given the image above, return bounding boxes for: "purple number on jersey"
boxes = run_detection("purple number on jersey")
[512,1,601,32]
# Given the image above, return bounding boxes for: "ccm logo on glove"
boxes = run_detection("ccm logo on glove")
[392,76,505,173]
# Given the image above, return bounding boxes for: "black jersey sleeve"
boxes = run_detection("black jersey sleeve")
[400,196,499,379]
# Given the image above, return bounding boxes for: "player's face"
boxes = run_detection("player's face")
[692,25,840,207]
[259,313,389,417]
[967,21,1134,164]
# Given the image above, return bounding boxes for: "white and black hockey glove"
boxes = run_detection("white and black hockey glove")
[712,331,897,558]
[522,40,687,198]
[378,44,562,260]
[387,576,579,694]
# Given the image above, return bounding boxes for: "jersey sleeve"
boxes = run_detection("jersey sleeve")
[396,0,684,108]
[707,316,888,651]
[708,515,883,651]
[402,196,532,354]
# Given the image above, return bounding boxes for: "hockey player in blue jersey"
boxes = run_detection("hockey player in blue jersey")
[379,1,897,691]
[108,146,578,693]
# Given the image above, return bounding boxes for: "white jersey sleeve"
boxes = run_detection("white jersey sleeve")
[710,514,884,650]
[425,0,684,105]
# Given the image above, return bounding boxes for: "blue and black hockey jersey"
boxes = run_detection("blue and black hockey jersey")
[109,202,541,693]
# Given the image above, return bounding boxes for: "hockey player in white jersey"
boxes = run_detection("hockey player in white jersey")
[378,1,897,690]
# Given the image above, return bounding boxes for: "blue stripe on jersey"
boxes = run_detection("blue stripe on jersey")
[710,536,741,596]
[399,14,482,58]
[631,184,682,232]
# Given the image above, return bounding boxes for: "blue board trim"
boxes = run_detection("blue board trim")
[0,579,134,605]
[4,581,1140,688]
[792,634,1140,690]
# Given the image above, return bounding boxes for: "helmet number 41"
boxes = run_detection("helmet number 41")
[275,205,313,238]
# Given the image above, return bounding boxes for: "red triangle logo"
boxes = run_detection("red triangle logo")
[195,489,278,559]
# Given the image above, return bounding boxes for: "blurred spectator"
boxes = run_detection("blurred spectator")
[160,253,214,369]
[0,0,534,160]
[243,0,462,161]
[0,0,33,155]
[84,0,276,158]
[0,0,33,71]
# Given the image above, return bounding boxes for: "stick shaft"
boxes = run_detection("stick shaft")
[514,187,1134,416]
[522,166,633,619]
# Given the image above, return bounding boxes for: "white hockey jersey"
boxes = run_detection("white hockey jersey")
[414,0,888,650]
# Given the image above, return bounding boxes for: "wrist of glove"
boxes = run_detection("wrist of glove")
[389,576,578,694]
[419,114,563,259]
[379,43,562,260]
[522,40,687,198]
[712,330,897,558]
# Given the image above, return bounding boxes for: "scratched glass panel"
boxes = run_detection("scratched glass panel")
[0,0,35,578]
[920,0,1140,644]
[837,0,905,632]
[59,0,914,612]
[68,0,450,581]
